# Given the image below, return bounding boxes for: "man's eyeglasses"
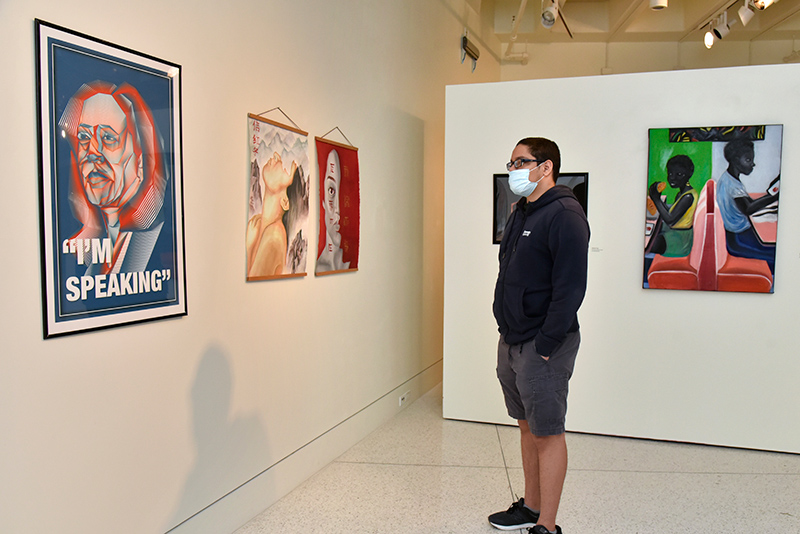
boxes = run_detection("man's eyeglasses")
[506,158,541,171]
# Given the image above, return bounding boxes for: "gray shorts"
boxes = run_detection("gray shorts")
[496,331,580,436]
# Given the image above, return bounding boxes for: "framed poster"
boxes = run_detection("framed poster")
[246,114,310,280]
[643,125,781,293]
[36,20,186,338]
[315,138,360,275]
[493,172,588,244]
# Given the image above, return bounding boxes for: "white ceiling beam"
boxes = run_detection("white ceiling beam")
[751,1,800,39]
[607,0,648,37]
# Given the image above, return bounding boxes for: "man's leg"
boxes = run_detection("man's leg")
[520,420,567,532]
[531,432,567,532]
[519,333,579,532]
[519,420,541,510]
[490,338,540,530]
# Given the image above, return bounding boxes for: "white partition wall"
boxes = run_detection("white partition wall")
[444,65,800,453]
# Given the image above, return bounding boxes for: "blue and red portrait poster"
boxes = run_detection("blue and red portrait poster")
[36,20,186,337]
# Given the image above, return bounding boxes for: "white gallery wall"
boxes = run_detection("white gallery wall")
[0,1,500,533]
[443,64,800,454]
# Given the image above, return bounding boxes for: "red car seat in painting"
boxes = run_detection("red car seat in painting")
[647,180,772,292]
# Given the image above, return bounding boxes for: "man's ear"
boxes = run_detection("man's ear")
[543,159,554,178]
[281,195,290,211]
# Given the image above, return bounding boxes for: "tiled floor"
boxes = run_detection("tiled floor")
[237,384,800,533]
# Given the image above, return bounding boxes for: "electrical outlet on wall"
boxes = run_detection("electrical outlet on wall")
[399,390,410,407]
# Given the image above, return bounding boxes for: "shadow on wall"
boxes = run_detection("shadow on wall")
[165,344,269,533]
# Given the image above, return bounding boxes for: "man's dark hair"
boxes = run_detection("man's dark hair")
[723,139,754,163]
[516,137,561,179]
[667,154,694,177]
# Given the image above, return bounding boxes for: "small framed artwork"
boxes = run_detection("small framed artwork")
[36,20,186,337]
[493,172,588,244]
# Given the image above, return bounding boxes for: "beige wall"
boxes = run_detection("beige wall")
[0,1,499,533]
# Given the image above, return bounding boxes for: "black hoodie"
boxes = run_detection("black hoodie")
[493,185,590,356]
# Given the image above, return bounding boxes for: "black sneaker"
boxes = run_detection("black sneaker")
[488,498,539,530]
[529,525,563,534]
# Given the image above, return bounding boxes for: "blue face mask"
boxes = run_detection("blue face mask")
[508,162,544,197]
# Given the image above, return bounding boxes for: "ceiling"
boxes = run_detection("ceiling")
[491,0,800,45]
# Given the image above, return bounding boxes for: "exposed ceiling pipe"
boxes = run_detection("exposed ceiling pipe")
[505,0,530,63]
[506,52,530,64]
[507,0,528,46]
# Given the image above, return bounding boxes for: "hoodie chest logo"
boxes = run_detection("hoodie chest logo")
[522,230,531,237]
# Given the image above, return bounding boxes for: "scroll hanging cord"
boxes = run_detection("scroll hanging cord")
[320,126,355,147]
[256,107,302,131]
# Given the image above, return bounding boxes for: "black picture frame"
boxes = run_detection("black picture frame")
[493,172,588,244]
[36,20,187,337]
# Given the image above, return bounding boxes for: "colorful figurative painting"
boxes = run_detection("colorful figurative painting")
[246,114,310,281]
[314,138,360,275]
[643,125,782,293]
[36,20,187,337]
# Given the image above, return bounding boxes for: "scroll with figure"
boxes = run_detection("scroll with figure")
[315,138,360,275]
[246,114,310,281]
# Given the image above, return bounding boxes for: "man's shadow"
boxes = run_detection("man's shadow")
[165,344,268,532]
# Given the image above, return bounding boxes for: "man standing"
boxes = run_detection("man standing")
[489,138,589,534]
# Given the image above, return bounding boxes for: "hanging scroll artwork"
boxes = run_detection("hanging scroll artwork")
[246,114,310,280]
[315,138,360,275]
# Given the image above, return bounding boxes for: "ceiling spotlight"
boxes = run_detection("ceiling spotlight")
[650,0,668,10]
[542,1,558,29]
[739,1,755,26]
[753,0,776,9]
[713,11,731,39]
[704,28,715,49]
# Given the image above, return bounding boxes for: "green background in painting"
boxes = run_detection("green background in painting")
[648,128,712,203]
